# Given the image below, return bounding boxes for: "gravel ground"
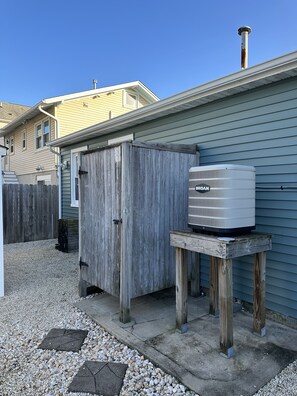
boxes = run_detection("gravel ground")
[0,239,296,396]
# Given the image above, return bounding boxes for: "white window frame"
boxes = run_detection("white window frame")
[9,136,14,155]
[35,118,50,150]
[71,146,87,207]
[22,129,27,150]
[36,175,51,185]
[123,90,139,109]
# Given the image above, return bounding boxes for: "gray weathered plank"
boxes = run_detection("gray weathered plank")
[209,256,219,316]
[120,142,133,323]
[3,184,58,244]
[218,258,234,358]
[253,251,266,336]
[176,248,188,333]
[170,231,272,258]
[78,142,198,323]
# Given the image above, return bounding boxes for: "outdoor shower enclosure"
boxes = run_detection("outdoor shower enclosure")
[78,141,198,322]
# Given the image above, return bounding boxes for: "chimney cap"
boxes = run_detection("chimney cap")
[238,26,252,35]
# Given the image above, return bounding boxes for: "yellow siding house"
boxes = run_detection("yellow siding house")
[0,82,158,185]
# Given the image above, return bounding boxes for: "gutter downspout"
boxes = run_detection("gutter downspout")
[38,105,62,219]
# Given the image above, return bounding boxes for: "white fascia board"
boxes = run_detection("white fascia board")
[133,81,160,102]
[42,81,158,104]
[0,103,41,135]
[0,82,158,136]
[49,50,297,148]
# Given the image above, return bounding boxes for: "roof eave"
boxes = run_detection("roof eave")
[0,101,51,136]
[49,50,297,148]
[42,81,159,104]
[0,81,159,136]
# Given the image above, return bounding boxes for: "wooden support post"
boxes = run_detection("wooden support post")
[190,252,200,297]
[120,143,132,324]
[218,258,234,358]
[176,247,188,333]
[78,277,88,298]
[171,231,271,357]
[253,252,266,336]
[209,256,219,316]
[78,258,89,298]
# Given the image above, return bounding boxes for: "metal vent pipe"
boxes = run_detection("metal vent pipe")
[238,26,251,69]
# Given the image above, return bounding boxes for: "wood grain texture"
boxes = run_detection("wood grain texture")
[253,251,266,336]
[209,256,219,316]
[78,142,198,322]
[79,146,121,297]
[190,252,200,297]
[176,248,188,332]
[120,142,132,323]
[3,184,58,244]
[170,231,272,258]
[218,259,234,357]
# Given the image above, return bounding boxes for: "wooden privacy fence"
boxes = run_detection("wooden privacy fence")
[2,184,58,244]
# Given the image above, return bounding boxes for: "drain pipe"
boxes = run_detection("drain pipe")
[238,26,252,69]
[38,105,62,219]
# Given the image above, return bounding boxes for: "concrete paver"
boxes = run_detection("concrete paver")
[38,328,88,352]
[75,290,297,396]
[68,360,128,395]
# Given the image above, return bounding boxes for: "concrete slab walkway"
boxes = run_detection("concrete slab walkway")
[75,289,297,396]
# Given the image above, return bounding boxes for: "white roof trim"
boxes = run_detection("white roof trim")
[0,81,159,136]
[49,50,297,148]
[42,81,159,104]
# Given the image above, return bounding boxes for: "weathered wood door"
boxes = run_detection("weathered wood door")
[79,145,122,296]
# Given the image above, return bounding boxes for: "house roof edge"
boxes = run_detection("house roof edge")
[0,81,159,136]
[49,50,297,148]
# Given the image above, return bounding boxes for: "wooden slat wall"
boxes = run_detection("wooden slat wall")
[3,184,58,244]
[130,145,197,297]
[79,146,122,296]
[79,142,198,300]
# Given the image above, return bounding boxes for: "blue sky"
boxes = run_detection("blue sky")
[1,0,297,106]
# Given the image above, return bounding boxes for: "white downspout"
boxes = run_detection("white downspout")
[38,105,62,219]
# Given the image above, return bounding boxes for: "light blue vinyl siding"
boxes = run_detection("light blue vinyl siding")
[130,77,297,319]
[60,76,297,319]
[60,151,76,218]
[61,140,108,218]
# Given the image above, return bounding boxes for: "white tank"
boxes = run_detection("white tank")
[188,164,255,235]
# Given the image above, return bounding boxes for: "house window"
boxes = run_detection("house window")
[36,175,51,185]
[9,136,14,154]
[71,147,87,207]
[35,119,50,149]
[22,130,27,150]
[123,90,139,109]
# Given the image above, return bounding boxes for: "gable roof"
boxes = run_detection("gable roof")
[0,81,159,135]
[0,102,31,124]
[48,50,297,148]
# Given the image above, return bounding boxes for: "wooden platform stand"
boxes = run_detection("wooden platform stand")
[170,231,272,358]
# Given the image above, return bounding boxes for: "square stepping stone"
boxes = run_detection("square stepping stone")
[38,328,88,352]
[68,360,128,395]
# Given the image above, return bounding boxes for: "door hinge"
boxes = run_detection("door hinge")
[78,169,88,176]
[79,259,89,269]
[113,218,122,225]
